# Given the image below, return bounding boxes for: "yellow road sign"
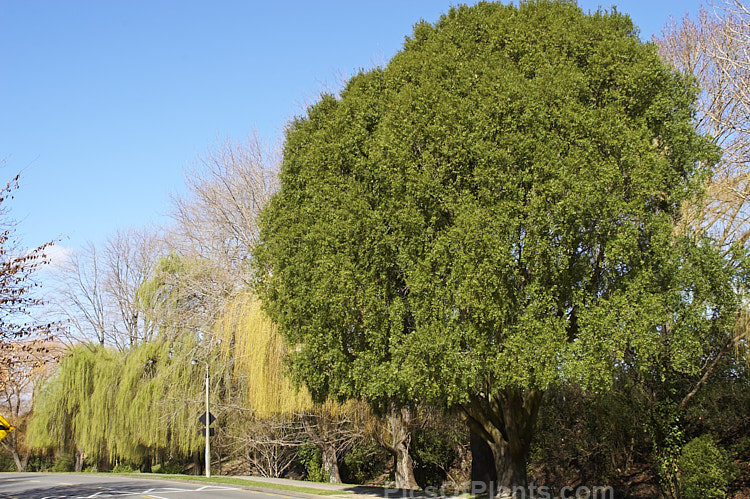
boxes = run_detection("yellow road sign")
[0,413,14,443]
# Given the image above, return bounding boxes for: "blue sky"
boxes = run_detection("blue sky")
[1,0,703,260]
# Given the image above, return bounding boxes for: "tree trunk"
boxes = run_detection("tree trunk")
[74,448,85,472]
[462,387,543,497]
[380,404,420,490]
[11,448,29,472]
[394,444,418,491]
[193,450,203,475]
[321,444,341,483]
[470,429,497,494]
[488,440,528,496]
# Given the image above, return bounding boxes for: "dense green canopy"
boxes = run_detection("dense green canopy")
[256,0,718,403]
[255,0,739,489]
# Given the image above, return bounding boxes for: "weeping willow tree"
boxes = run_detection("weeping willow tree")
[136,253,235,341]
[217,292,310,477]
[29,292,365,478]
[218,293,313,415]
[109,339,206,468]
[28,338,207,470]
[27,345,123,470]
[216,292,367,481]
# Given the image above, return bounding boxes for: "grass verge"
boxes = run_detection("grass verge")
[121,473,350,495]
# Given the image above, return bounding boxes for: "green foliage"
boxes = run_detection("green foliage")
[28,340,206,465]
[135,253,220,338]
[255,0,718,410]
[27,456,53,472]
[649,406,684,498]
[340,440,388,485]
[526,354,750,495]
[155,461,187,474]
[27,345,123,457]
[0,451,15,471]
[679,435,737,499]
[112,462,137,473]
[51,454,76,472]
[412,414,467,488]
[297,444,326,482]
[135,253,188,316]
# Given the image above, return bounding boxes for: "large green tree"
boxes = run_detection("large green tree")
[255,1,723,492]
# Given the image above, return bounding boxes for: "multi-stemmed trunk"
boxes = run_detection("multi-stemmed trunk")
[301,409,357,484]
[378,403,420,490]
[10,448,29,472]
[462,387,543,497]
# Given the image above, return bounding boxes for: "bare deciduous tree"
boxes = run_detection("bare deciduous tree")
[0,173,57,367]
[104,228,163,347]
[53,242,109,346]
[656,0,750,252]
[170,134,278,287]
[51,228,164,350]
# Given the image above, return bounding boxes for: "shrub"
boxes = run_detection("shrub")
[412,412,468,489]
[296,445,325,482]
[679,434,737,499]
[341,440,387,484]
[157,461,186,474]
[51,454,75,472]
[0,452,15,471]
[27,456,53,472]
[112,462,137,473]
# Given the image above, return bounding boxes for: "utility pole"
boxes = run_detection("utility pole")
[194,358,213,478]
[204,361,210,478]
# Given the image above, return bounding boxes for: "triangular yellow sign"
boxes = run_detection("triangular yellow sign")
[0,413,14,443]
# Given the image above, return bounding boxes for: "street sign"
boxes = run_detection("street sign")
[0,413,14,444]
[198,411,215,426]
[201,427,215,437]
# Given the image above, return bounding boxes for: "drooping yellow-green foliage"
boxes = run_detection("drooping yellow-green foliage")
[27,345,122,459]
[136,253,233,341]
[217,292,313,416]
[28,338,206,464]
[28,293,360,474]
[215,292,368,482]
[110,338,204,461]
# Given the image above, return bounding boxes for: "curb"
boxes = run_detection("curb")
[124,474,378,499]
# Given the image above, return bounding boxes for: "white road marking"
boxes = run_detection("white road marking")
[39,484,241,499]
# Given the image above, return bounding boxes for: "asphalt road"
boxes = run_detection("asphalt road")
[0,473,310,499]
